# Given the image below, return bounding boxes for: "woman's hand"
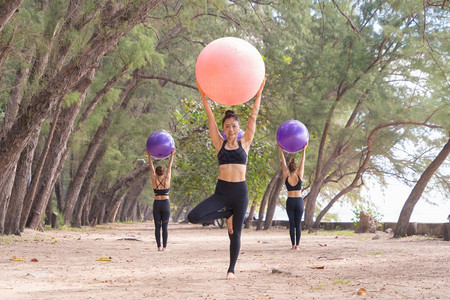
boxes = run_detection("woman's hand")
[257,78,266,96]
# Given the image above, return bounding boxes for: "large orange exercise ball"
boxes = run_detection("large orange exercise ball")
[195,37,265,106]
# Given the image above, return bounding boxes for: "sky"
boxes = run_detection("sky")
[274,177,449,224]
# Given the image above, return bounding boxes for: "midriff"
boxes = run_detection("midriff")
[287,191,302,198]
[218,164,246,182]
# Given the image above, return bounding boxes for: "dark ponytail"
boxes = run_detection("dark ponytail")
[288,157,297,173]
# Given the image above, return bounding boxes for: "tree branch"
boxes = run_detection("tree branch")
[331,0,361,38]
[137,74,197,89]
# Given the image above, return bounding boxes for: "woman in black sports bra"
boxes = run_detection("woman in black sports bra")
[188,79,265,280]
[279,143,307,250]
[146,148,175,251]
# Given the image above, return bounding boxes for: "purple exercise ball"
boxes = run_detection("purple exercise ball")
[221,129,244,141]
[146,130,175,159]
[276,120,309,153]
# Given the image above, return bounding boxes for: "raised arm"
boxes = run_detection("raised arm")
[297,143,307,180]
[165,148,176,186]
[146,150,156,187]
[198,81,223,153]
[278,145,288,180]
[242,79,265,152]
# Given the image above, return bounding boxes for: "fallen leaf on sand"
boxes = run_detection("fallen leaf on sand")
[357,288,368,295]
[30,258,39,262]
[310,265,325,269]
[10,256,24,261]
[96,256,112,261]
[319,243,327,247]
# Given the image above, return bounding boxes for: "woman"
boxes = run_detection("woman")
[147,148,175,251]
[278,143,307,250]
[188,79,265,280]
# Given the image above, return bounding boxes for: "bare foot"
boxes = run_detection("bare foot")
[227,215,233,235]
[291,245,296,250]
[158,247,162,251]
[294,245,299,250]
[226,272,237,280]
[162,247,166,251]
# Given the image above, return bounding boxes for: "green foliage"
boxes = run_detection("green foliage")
[117,24,164,70]
[63,91,81,108]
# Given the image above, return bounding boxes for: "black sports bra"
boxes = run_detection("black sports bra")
[154,177,169,196]
[154,188,169,196]
[217,140,247,165]
[285,175,302,191]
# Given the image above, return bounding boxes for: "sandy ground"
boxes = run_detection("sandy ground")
[0,222,449,299]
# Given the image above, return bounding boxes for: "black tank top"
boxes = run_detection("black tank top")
[154,177,169,196]
[217,140,247,165]
[285,175,302,191]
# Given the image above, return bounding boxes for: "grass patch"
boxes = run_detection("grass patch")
[0,236,13,244]
[311,285,326,290]
[95,225,114,230]
[369,251,383,255]
[118,220,136,224]
[333,279,352,285]
[306,230,355,236]
[59,225,92,232]
[415,236,435,241]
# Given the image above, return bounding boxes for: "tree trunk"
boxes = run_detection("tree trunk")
[3,131,38,235]
[0,0,24,32]
[263,171,284,230]
[244,200,257,229]
[0,164,16,235]
[104,194,125,223]
[60,65,129,224]
[44,192,53,226]
[54,176,64,213]
[257,171,281,230]
[19,103,62,232]
[105,166,148,223]
[120,176,149,222]
[0,50,34,234]
[81,189,92,226]
[89,164,150,225]
[63,73,139,225]
[394,138,450,238]
[27,71,94,230]
[73,144,107,227]
[141,204,152,221]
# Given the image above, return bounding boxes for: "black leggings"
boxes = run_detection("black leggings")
[286,197,304,246]
[187,180,248,274]
[153,199,171,248]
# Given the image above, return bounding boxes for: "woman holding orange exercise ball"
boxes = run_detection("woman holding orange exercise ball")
[188,79,265,280]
